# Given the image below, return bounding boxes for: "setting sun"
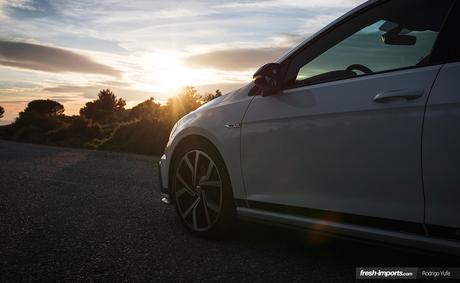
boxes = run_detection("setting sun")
[132,51,221,94]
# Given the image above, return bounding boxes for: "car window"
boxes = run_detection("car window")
[294,0,454,86]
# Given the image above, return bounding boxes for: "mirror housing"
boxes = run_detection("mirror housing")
[382,33,416,45]
[253,63,282,96]
[381,25,416,46]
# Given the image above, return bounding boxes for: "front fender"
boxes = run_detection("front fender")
[160,84,254,200]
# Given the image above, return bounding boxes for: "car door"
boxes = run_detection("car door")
[241,0,455,224]
[422,2,460,239]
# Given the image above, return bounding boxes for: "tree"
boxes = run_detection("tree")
[12,99,65,140]
[80,89,126,124]
[165,86,202,124]
[21,100,65,117]
[0,105,4,119]
[201,89,222,104]
[129,97,161,122]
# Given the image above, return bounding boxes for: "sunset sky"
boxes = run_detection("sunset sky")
[0,0,364,124]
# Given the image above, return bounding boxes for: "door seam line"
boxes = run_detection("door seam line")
[420,64,445,236]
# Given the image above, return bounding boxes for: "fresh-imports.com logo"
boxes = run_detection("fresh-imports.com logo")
[360,269,413,277]
[356,268,417,279]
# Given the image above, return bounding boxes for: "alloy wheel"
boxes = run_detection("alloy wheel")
[174,150,223,231]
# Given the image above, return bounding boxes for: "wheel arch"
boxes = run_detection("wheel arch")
[168,134,232,198]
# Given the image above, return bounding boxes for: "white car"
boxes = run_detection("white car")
[158,0,460,254]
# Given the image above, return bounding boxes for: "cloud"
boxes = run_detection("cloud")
[185,47,289,71]
[0,0,41,20]
[0,41,121,77]
[43,85,105,93]
[43,83,164,102]
[218,0,364,10]
[54,35,127,53]
[2,0,35,10]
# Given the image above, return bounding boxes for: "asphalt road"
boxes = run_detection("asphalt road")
[0,140,456,282]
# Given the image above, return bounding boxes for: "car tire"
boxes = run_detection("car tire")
[170,139,235,238]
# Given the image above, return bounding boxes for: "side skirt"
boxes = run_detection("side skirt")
[236,204,460,255]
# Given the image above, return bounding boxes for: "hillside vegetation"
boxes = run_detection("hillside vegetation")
[0,87,222,155]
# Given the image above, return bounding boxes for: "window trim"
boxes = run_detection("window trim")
[283,64,444,92]
[279,0,387,85]
[278,0,385,75]
[430,0,459,65]
[280,0,455,90]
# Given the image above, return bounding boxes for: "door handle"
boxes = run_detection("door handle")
[373,90,424,103]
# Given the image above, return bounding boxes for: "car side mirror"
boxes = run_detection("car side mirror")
[253,63,282,96]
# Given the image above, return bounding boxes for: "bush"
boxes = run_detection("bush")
[129,97,161,122]
[44,116,105,147]
[98,120,171,155]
